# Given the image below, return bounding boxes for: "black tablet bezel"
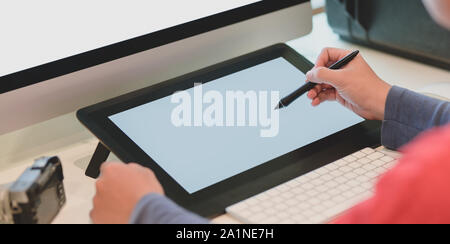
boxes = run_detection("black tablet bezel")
[0,0,307,94]
[77,44,381,218]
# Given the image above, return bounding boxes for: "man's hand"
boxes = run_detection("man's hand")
[90,162,164,224]
[306,48,392,121]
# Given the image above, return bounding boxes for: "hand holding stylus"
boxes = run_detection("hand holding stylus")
[276,50,359,110]
[305,48,392,120]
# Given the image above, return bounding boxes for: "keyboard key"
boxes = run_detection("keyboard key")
[281,191,294,199]
[276,212,290,220]
[325,181,338,188]
[287,207,301,215]
[320,174,333,182]
[346,180,360,187]
[261,201,273,208]
[292,214,308,223]
[251,205,263,213]
[372,160,387,167]
[308,198,320,205]
[304,172,320,179]
[353,168,367,175]
[324,163,339,171]
[237,210,253,218]
[306,189,319,197]
[330,170,344,177]
[343,172,358,180]
[328,188,341,196]
[245,198,259,206]
[384,161,397,169]
[335,160,347,167]
[343,155,357,162]
[362,182,373,190]
[334,176,348,184]
[302,183,314,190]
[295,194,308,202]
[352,151,366,159]
[332,195,346,203]
[339,166,353,173]
[248,212,266,222]
[315,185,329,193]
[264,208,278,215]
[266,188,280,196]
[365,171,378,179]
[342,191,356,198]
[295,176,309,184]
[317,193,331,201]
[286,180,300,188]
[381,156,395,163]
[322,200,335,208]
[302,209,316,217]
[348,162,361,169]
[367,152,384,161]
[292,187,305,195]
[276,184,290,192]
[255,193,269,201]
[352,186,365,195]
[297,202,311,210]
[312,205,326,213]
[315,167,330,175]
[285,199,298,206]
[363,164,377,171]
[261,216,280,224]
[361,148,375,154]
[374,167,387,174]
[357,157,372,164]
[311,178,324,186]
[310,214,326,223]
[228,203,247,212]
[274,203,288,211]
[356,175,370,183]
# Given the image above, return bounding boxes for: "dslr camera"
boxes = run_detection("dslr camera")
[0,157,66,224]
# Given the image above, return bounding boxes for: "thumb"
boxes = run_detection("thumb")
[306,67,343,88]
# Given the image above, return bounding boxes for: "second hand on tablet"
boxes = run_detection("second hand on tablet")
[275,50,360,110]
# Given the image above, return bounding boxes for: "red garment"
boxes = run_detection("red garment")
[334,124,450,224]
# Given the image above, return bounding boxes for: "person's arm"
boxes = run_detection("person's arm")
[306,48,450,148]
[129,194,209,224]
[382,86,450,150]
[90,162,208,224]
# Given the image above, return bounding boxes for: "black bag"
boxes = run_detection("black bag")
[326,0,450,70]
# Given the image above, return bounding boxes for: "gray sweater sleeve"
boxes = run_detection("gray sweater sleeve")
[381,86,450,150]
[129,194,209,224]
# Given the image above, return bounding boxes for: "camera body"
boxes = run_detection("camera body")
[0,157,66,224]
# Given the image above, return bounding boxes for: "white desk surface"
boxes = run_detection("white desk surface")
[0,13,449,224]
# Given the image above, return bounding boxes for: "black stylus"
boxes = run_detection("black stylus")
[275,50,360,110]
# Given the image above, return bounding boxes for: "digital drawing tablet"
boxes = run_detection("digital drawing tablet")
[77,44,381,217]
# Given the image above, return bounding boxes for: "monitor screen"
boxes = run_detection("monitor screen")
[0,0,306,93]
[0,0,260,78]
[109,57,364,194]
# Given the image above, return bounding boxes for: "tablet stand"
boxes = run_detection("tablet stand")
[85,142,110,179]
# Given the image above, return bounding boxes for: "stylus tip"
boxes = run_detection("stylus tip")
[274,102,285,110]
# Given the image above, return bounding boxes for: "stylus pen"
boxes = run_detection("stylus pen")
[275,50,360,110]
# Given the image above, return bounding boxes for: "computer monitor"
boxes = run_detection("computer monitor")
[0,0,312,134]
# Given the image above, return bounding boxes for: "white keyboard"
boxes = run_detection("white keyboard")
[226,147,401,224]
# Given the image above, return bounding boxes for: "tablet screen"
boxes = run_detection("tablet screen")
[109,57,364,193]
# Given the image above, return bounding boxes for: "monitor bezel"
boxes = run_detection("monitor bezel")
[0,0,308,94]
